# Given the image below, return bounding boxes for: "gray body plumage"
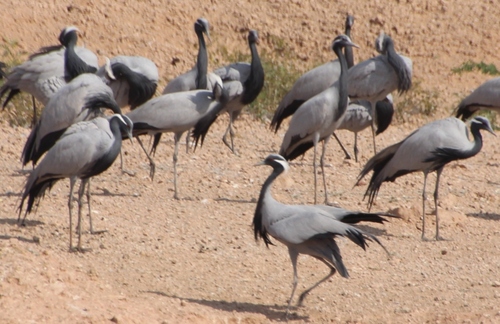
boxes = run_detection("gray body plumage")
[18,114,133,251]
[22,73,121,166]
[339,94,394,161]
[0,46,98,106]
[271,15,354,133]
[357,116,495,240]
[279,34,358,204]
[348,32,412,154]
[455,77,500,120]
[211,30,265,153]
[126,83,228,198]
[253,154,391,317]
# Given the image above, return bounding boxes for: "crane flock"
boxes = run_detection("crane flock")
[0,15,497,317]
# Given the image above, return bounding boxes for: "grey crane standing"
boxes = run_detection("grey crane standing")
[0,26,99,125]
[271,15,355,133]
[356,116,495,240]
[210,29,265,154]
[253,154,393,318]
[125,82,229,199]
[279,34,358,204]
[455,77,500,120]
[270,15,393,160]
[18,114,133,251]
[163,18,220,94]
[348,32,412,154]
[338,94,394,162]
[22,73,122,167]
[161,18,219,153]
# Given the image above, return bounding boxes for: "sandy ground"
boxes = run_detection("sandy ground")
[1,0,500,323]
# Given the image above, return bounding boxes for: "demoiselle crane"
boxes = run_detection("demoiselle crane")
[348,32,412,154]
[18,114,133,251]
[126,82,229,199]
[0,26,99,125]
[279,34,358,204]
[338,94,394,162]
[455,77,500,120]
[22,73,122,166]
[211,29,265,154]
[253,154,393,318]
[356,116,495,240]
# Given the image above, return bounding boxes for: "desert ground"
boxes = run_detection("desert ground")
[1,0,500,323]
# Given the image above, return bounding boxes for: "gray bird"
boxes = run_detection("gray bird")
[126,82,229,199]
[455,77,500,120]
[97,55,159,110]
[22,73,122,166]
[210,29,265,154]
[339,94,394,162]
[162,18,220,154]
[356,116,495,240]
[162,18,220,94]
[0,26,99,125]
[279,34,359,205]
[253,154,392,318]
[18,114,133,251]
[271,15,355,133]
[348,32,412,154]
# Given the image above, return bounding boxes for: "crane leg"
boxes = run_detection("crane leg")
[285,249,300,319]
[421,172,429,241]
[68,177,77,252]
[313,141,318,205]
[434,168,446,241]
[31,96,38,128]
[297,263,336,307]
[332,132,351,160]
[137,136,156,180]
[222,112,236,154]
[119,149,136,176]
[320,136,331,205]
[370,120,377,155]
[185,130,191,154]
[76,179,88,252]
[370,101,377,155]
[173,133,181,200]
[354,132,359,162]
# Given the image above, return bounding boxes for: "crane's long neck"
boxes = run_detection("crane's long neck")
[195,29,208,90]
[468,122,485,157]
[64,34,97,82]
[385,39,411,93]
[253,167,282,247]
[344,27,354,68]
[334,44,349,120]
[242,41,264,105]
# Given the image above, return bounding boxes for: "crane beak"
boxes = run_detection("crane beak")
[486,127,496,136]
[254,161,266,167]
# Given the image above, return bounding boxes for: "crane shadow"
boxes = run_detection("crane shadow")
[0,191,21,197]
[354,224,393,237]
[0,235,40,244]
[0,218,44,227]
[144,291,308,322]
[214,197,256,204]
[466,212,500,221]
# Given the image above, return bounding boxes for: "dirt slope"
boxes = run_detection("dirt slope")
[1,1,500,323]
